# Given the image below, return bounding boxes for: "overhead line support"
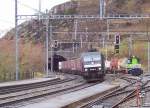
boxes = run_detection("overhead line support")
[15,0,19,80]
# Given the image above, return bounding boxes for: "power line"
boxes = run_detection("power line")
[13,0,43,14]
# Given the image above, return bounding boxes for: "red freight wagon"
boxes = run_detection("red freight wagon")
[59,58,82,73]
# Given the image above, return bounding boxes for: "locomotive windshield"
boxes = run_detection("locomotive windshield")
[81,52,102,71]
[82,52,101,62]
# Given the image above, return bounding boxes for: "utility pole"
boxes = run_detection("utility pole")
[99,0,102,18]
[128,35,133,57]
[85,27,88,41]
[74,20,78,40]
[106,19,109,60]
[146,20,150,73]
[15,0,19,80]
[73,41,75,53]
[45,10,49,76]
[49,12,53,74]
[39,0,41,20]
[99,0,105,18]
[74,19,78,53]
[148,42,150,73]
[102,34,105,48]
[80,34,83,48]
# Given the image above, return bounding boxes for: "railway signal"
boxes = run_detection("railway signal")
[114,34,120,53]
[115,49,119,53]
[54,40,58,48]
[114,44,119,53]
[115,34,120,44]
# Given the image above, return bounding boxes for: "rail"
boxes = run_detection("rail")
[78,76,149,108]
[0,75,86,107]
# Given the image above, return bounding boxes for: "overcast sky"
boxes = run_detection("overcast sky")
[0,0,70,31]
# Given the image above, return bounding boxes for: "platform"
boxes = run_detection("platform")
[0,77,58,88]
[20,82,119,108]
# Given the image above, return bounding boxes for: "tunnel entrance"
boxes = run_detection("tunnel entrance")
[48,54,66,71]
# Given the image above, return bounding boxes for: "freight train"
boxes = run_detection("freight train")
[59,51,105,82]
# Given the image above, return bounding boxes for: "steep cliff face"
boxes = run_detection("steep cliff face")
[107,0,150,14]
[4,20,46,43]
[52,0,150,15]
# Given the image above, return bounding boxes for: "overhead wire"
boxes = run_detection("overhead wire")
[13,0,44,14]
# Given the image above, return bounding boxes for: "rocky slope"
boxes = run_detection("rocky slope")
[4,0,150,42]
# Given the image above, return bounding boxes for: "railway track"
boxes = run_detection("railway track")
[78,86,134,108]
[0,75,86,107]
[111,89,137,108]
[1,74,149,108]
[77,75,150,108]
[0,78,61,94]
[12,83,99,108]
[0,73,82,95]
[111,85,150,108]
[112,78,150,108]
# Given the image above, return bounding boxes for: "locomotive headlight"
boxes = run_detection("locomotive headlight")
[85,68,88,71]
